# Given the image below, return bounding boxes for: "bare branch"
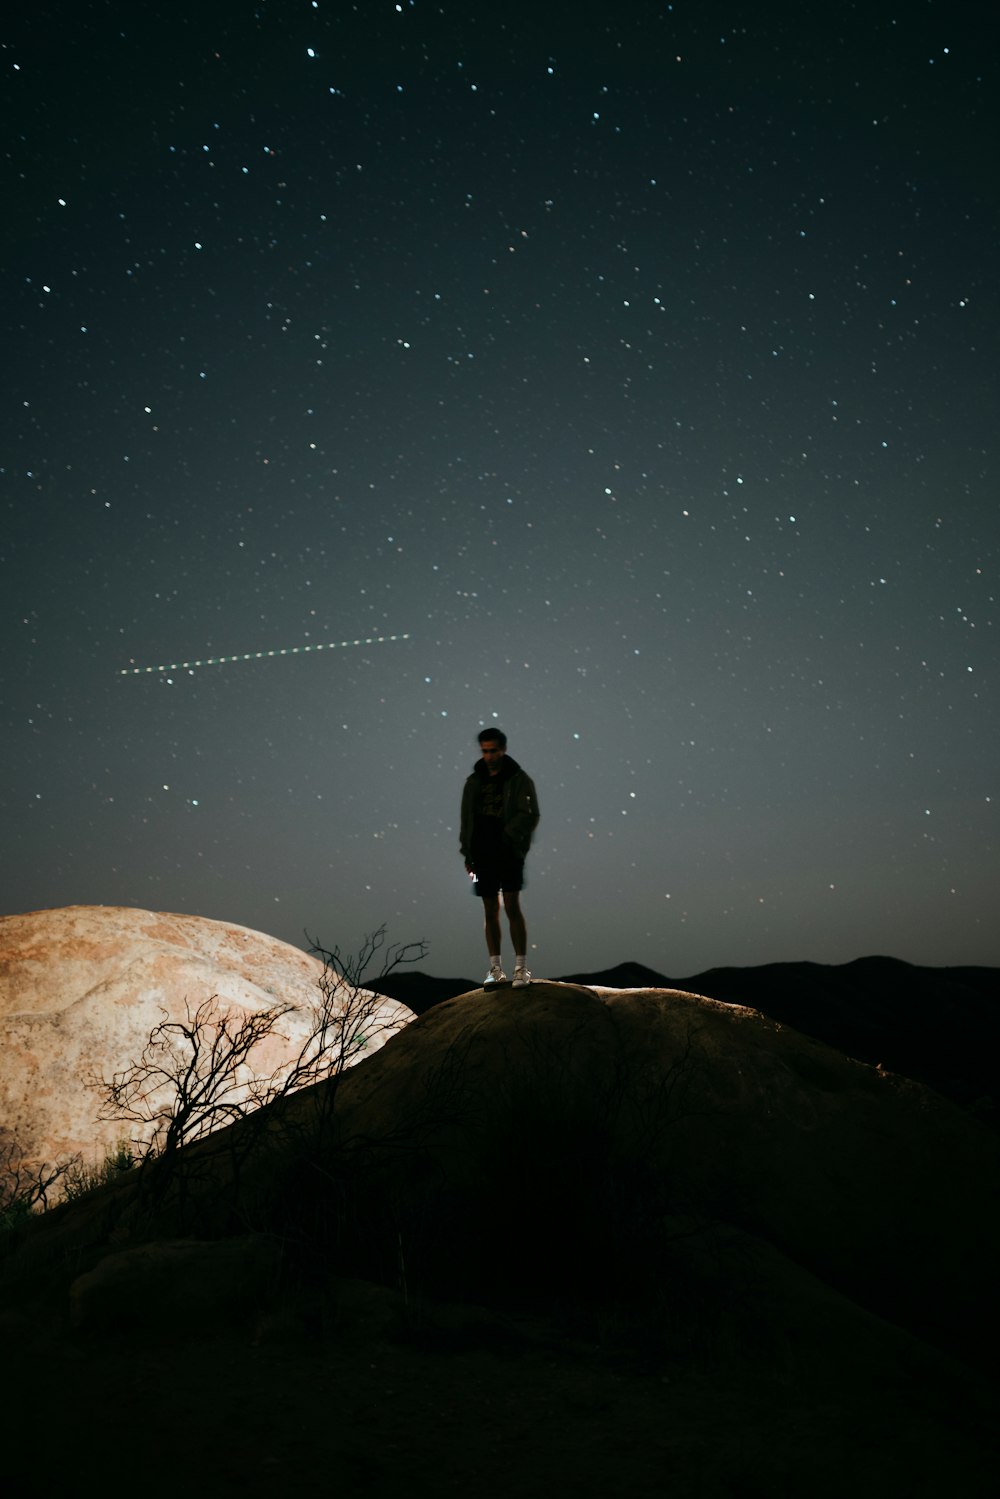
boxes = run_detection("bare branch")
[96,996,300,1158]
[1,1139,81,1223]
[90,925,427,1177]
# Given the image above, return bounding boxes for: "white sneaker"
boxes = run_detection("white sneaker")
[484,964,507,984]
[512,965,531,988]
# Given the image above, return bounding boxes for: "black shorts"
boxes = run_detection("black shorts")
[471,852,525,897]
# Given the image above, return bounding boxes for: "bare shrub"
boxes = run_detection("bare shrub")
[96,997,301,1161]
[87,926,426,1228]
[0,1139,80,1230]
[62,1140,138,1201]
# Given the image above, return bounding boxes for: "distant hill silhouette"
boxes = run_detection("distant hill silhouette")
[370,956,998,1118]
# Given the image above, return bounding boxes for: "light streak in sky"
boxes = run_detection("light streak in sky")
[120,633,411,676]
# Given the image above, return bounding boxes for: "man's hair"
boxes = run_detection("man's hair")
[477,726,507,748]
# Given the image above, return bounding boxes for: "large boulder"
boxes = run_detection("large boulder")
[0,906,412,1170]
[308,981,999,1362]
[68,1236,284,1334]
[7,975,995,1374]
[1,979,995,1497]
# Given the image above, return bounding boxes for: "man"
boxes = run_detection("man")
[460,727,540,987]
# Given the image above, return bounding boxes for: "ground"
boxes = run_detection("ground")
[4,1274,995,1498]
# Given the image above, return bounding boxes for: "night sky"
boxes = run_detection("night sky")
[3,1,997,979]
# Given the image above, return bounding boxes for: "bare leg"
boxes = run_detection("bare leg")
[503,891,527,956]
[481,894,502,956]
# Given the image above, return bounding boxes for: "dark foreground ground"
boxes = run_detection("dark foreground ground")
[2,1263,996,1499]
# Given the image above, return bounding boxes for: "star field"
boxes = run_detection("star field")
[2,1,997,974]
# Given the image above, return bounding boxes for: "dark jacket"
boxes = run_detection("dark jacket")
[460,755,540,863]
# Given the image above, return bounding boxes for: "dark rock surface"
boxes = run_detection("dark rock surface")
[3,979,997,1497]
[315,982,1000,1366]
[371,956,999,1116]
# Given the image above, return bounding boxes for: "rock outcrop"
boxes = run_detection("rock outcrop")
[309,981,1000,1362]
[6,976,996,1379]
[0,905,412,1169]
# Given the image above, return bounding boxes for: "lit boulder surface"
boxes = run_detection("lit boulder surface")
[0,906,413,1167]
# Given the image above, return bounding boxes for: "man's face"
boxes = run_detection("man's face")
[480,739,506,774]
